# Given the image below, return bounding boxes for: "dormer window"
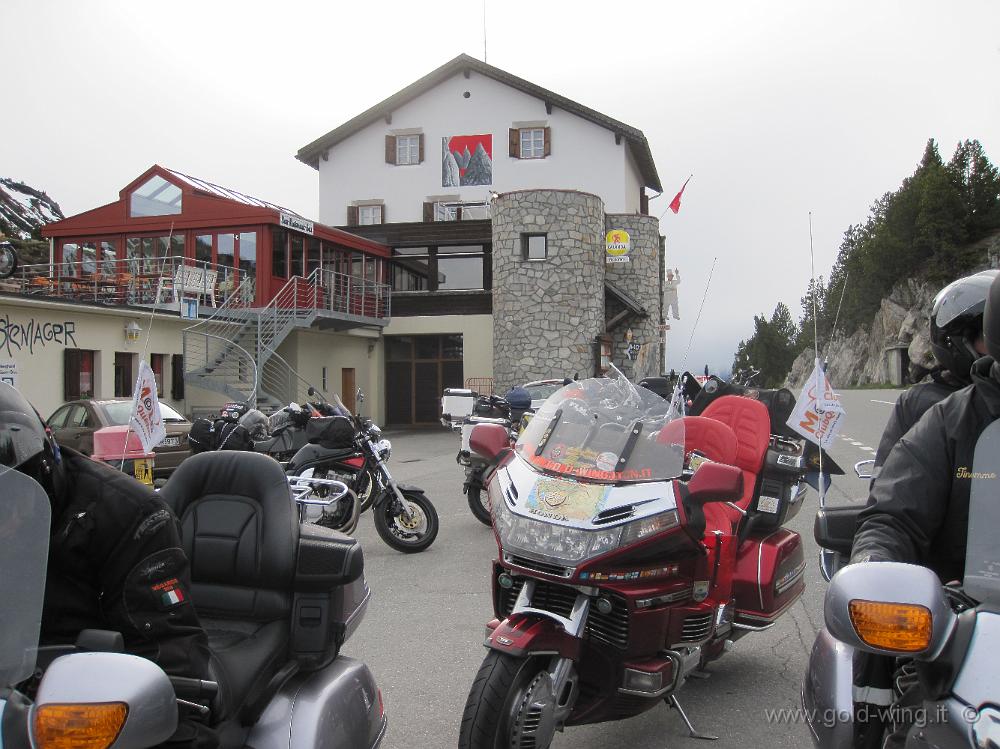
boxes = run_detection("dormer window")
[130,175,182,217]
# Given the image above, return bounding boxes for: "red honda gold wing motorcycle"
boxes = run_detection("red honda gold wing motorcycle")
[459,370,808,748]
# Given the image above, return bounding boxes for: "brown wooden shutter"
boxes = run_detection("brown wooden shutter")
[423,202,434,222]
[418,134,425,163]
[64,349,77,400]
[347,205,359,226]
[543,127,551,157]
[385,135,397,164]
[509,128,520,158]
[171,354,185,400]
[640,192,649,215]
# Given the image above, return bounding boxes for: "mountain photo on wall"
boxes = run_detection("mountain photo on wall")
[442,135,492,187]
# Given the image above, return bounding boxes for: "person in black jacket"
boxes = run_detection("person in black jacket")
[871,270,997,479]
[850,271,1000,748]
[0,383,217,748]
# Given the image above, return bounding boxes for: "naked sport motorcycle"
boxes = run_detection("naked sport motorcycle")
[459,370,811,748]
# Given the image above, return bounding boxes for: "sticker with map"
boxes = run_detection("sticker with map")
[524,477,611,521]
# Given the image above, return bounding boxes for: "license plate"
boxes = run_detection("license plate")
[162,436,180,447]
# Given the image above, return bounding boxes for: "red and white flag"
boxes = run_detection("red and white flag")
[668,176,691,214]
[131,360,166,453]
[787,359,846,449]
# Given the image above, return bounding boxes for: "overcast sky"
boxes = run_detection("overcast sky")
[4,0,998,374]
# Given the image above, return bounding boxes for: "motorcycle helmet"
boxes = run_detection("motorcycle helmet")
[983,271,1000,362]
[504,387,532,412]
[238,409,270,442]
[930,270,998,383]
[0,382,65,504]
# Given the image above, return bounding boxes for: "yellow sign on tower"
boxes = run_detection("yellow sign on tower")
[605,230,631,263]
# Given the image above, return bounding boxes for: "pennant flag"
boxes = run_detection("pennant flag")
[787,358,846,449]
[668,176,691,214]
[131,359,166,454]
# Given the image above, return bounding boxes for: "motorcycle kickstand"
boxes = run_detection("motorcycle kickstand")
[666,695,718,741]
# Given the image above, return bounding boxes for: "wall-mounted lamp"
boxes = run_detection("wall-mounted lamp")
[124,320,142,343]
[367,342,376,357]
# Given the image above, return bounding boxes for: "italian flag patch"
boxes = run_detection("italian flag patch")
[161,588,185,606]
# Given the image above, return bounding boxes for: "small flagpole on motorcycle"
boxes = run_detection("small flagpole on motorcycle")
[808,213,827,509]
[668,256,717,417]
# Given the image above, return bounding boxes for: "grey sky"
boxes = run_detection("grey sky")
[3,0,998,375]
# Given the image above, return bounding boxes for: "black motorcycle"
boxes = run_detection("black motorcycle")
[287,390,440,554]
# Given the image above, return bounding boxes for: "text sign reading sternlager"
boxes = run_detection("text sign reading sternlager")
[280,212,314,235]
[605,230,631,263]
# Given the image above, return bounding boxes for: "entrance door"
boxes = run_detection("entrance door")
[342,368,356,413]
[384,334,463,425]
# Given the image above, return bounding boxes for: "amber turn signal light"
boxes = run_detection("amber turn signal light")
[34,702,128,749]
[848,599,933,653]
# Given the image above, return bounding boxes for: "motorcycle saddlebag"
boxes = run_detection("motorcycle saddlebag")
[188,418,217,454]
[732,528,805,627]
[215,421,253,451]
[305,415,355,449]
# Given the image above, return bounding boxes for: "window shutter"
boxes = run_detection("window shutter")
[418,134,425,163]
[509,128,520,158]
[640,192,649,215]
[543,127,551,157]
[379,204,386,224]
[347,205,359,226]
[64,349,77,400]
[385,135,397,164]
[171,354,185,400]
[423,202,434,222]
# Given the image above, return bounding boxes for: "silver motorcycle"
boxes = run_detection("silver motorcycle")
[803,424,1000,748]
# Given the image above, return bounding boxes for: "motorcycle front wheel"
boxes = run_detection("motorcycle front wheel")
[0,245,17,279]
[467,483,492,526]
[373,490,439,553]
[459,651,553,749]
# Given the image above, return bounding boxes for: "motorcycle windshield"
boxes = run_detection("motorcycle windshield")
[0,468,51,687]
[965,419,1000,606]
[514,368,684,484]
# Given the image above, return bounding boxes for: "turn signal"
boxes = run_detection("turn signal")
[848,600,932,653]
[34,702,128,749]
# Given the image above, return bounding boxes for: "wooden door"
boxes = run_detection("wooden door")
[342,368,356,413]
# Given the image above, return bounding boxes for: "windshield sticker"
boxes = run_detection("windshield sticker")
[529,455,654,482]
[595,452,618,472]
[525,478,611,522]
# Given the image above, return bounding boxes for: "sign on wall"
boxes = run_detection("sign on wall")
[280,212,315,235]
[605,230,631,263]
[0,359,17,388]
[442,135,493,187]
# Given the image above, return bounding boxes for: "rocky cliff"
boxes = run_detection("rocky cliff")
[785,231,1000,388]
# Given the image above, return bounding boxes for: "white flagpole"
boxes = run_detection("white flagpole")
[809,213,826,507]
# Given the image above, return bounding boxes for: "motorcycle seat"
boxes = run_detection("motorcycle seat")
[700,395,771,513]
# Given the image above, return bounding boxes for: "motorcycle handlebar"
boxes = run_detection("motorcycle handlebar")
[169,676,219,699]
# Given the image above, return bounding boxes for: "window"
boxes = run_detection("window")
[47,405,73,428]
[238,232,257,278]
[509,127,550,159]
[290,235,304,277]
[307,238,320,275]
[114,352,135,398]
[130,175,182,217]
[151,354,165,397]
[100,240,118,274]
[359,205,383,225]
[196,234,213,265]
[520,128,545,159]
[62,242,79,276]
[522,234,547,260]
[396,135,421,165]
[64,349,96,400]
[272,228,288,278]
[391,247,430,291]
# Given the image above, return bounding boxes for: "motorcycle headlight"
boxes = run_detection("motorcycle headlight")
[492,494,678,569]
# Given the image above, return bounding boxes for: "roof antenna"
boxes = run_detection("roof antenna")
[483,0,488,63]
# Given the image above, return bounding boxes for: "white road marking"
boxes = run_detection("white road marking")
[850,441,865,446]
[871,400,896,405]
[865,448,877,453]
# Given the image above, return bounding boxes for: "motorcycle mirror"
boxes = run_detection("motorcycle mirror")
[469,424,510,462]
[356,387,364,403]
[854,459,875,480]
[685,462,743,505]
[34,652,178,749]
[824,562,956,659]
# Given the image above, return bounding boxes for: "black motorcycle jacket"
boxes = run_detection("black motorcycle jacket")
[871,370,965,473]
[40,449,216,747]
[852,357,1000,582]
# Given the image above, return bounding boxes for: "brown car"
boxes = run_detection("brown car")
[47,398,193,479]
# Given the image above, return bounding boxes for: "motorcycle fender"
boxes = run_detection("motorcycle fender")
[394,484,425,494]
[801,627,854,749]
[485,614,581,660]
[247,655,387,749]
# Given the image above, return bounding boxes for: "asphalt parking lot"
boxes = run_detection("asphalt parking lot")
[344,390,900,748]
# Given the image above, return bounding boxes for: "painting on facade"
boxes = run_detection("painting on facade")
[442,135,493,187]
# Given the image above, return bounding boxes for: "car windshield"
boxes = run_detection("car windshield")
[102,400,186,425]
[514,367,684,483]
[525,382,562,400]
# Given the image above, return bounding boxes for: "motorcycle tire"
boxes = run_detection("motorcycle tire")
[467,485,492,526]
[373,490,439,553]
[356,469,376,513]
[314,488,361,535]
[458,651,549,749]
[0,245,17,280]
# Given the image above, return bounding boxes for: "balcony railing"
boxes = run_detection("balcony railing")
[432,200,490,222]
[315,268,391,321]
[2,256,250,309]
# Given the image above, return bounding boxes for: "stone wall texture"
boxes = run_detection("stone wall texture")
[604,213,662,381]
[491,190,606,391]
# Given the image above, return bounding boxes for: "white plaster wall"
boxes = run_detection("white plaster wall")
[316,71,644,224]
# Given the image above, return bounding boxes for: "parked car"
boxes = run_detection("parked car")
[521,379,567,410]
[47,398,192,479]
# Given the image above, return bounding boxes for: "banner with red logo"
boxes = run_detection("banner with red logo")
[787,358,845,449]
[131,359,166,454]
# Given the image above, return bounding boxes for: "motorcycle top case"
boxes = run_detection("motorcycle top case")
[442,388,476,421]
[461,416,510,453]
[305,415,356,449]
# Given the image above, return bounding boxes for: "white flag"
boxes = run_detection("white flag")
[131,360,166,454]
[787,358,846,449]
